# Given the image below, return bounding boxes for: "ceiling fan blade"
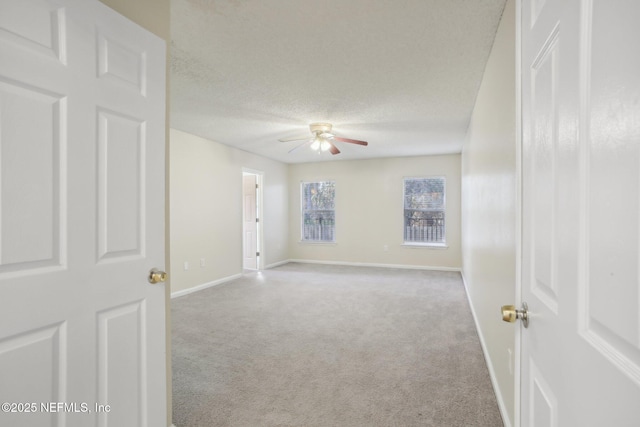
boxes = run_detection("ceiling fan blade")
[278,135,310,142]
[328,141,341,155]
[288,140,311,154]
[333,136,368,146]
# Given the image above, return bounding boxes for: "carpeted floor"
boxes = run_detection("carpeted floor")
[171,263,503,427]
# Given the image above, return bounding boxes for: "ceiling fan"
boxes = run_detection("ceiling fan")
[278,123,368,155]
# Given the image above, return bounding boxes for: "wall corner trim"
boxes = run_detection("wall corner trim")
[461,271,513,427]
[170,273,242,299]
[288,259,461,272]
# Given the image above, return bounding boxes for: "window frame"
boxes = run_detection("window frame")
[402,176,447,248]
[300,180,336,244]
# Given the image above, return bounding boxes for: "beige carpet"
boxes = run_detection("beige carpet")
[172,263,503,427]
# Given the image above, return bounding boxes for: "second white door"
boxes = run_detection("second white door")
[520,0,640,425]
[0,1,167,426]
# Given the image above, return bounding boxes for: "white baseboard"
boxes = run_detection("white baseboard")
[461,271,512,427]
[170,273,242,299]
[170,261,461,298]
[288,258,461,272]
[264,259,290,269]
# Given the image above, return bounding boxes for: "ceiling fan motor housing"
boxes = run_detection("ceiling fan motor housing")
[309,122,332,135]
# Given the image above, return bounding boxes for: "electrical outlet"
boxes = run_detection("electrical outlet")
[183,261,189,271]
[200,258,205,268]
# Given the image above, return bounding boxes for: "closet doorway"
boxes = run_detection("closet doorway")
[242,169,263,270]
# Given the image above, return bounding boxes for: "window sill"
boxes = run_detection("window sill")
[401,243,448,250]
[298,241,337,245]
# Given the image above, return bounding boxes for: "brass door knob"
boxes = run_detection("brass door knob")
[501,302,529,328]
[148,268,167,284]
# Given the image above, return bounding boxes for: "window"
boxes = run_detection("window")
[403,177,446,244]
[301,181,335,242]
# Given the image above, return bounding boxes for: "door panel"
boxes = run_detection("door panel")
[528,361,557,427]
[0,323,65,421]
[582,0,640,384]
[97,33,147,95]
[97,301,146,427]
[0,1,166,426]
[521,0,640,425]
[0,0,66,62]
[0,80,64,272]
[529,24,559,314]
[97,109,145,261]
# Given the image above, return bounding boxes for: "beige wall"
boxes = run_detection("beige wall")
[461,0,516,425]
[98,0,169,39]
[170,129,289,294]
[288,155,462,269]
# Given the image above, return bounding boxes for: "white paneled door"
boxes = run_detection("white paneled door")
[0,1,167,426]
[521,0,640,425]
[243,174,258,270]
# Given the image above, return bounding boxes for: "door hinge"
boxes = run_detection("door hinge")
[256,184,259,189]
[256,218,259,223]
[256,251,260,257]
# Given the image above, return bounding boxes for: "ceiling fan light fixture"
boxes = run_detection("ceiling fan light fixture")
[310,136,322,151]
[279,122,368,156]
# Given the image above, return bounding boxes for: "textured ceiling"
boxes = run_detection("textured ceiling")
[170,0,507,163]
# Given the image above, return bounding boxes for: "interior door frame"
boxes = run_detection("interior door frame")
[514,0,523,425]
[242,167,264,270]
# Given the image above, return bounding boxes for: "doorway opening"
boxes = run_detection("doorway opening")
[242,169,263,270]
